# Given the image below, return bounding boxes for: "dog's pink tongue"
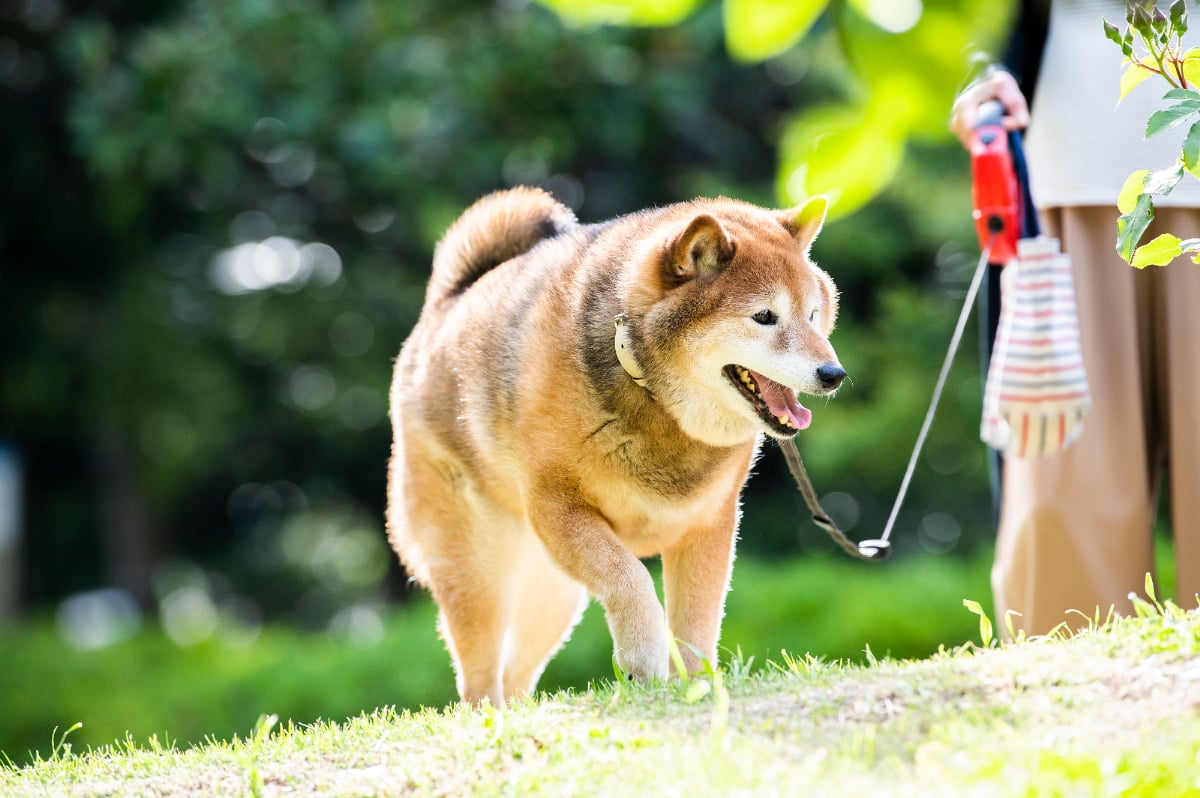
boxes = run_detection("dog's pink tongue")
[750,369,812,430]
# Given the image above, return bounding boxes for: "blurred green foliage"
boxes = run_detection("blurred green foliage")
[0,0,1024,767]
[538,0,1013,214]
[0,0,1019,736]
[3,0,1011,621]
[5,0,806,616]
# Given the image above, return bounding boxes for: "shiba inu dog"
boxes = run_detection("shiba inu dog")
[387,187,844,705]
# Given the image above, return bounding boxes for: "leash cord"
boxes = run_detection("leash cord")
[780,437,869,559]
[786,245,993,561]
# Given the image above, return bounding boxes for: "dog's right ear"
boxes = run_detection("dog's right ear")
[779,195,829,253]
[664,214,735,283]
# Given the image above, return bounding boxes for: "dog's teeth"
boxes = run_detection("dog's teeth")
[777,414,790,425]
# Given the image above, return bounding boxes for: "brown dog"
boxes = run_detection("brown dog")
[387,187,843,705]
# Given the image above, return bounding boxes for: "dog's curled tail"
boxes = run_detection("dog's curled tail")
[427,186,577,304]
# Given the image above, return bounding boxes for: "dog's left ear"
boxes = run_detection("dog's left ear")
[666,214,736,282]
[779,194,829,253]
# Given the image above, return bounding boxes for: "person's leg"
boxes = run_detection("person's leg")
[992,206,1157,636]
[1154,208,1200,609]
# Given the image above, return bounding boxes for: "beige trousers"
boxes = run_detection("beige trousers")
[993,206,1200,636]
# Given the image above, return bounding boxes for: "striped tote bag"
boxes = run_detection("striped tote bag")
[980,235,1091,458]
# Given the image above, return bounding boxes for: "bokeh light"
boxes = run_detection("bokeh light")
[56,589,141,650]
[210,237,342,295]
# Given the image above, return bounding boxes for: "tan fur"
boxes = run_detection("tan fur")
[387,187,843,705]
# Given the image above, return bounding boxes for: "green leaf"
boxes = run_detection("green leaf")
[723,0,829,62]
[1183,49,1200,88]
[1118,169,1150,213]
[1131,233,1183,268]
[533,0,703,27]
[1162,88,1200,102]
[1143,161,1185,195]
[1119,61,1155,101]
[1116,192,1156,263]
[1182,124,1200,176]
[776,98,906,217]
[1145,100,1200,138]
[962,599,993,648]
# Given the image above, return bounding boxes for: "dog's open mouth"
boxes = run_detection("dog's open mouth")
[724,365,812,436]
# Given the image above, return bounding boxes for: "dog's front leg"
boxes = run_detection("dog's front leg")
[661,502,739,675]
[529,488,669,683]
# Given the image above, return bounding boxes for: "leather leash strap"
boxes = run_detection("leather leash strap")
[784,245,992,562]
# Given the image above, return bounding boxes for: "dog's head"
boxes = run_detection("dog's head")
[630,196,843,447]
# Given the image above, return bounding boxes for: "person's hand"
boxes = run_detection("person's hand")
[950,70,1030,149]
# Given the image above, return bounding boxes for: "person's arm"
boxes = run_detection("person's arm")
[949,0,1048,147]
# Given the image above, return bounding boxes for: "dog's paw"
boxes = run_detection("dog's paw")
[612,612,669,683]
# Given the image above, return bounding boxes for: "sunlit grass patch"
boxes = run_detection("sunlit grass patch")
[5,601,1200,797]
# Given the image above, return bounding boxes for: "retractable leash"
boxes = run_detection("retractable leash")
[783,100,1018,562]
[970,100,1021,264]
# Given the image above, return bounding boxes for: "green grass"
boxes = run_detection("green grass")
[0,552,992,766]
[4,593,1199,797]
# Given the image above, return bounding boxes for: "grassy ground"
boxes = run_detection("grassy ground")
[4,590,1199,797]
[0,552,994,764]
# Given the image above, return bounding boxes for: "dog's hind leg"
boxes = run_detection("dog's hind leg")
[429,563,511,706]
[501,538,589,699]
[397,455,517,706]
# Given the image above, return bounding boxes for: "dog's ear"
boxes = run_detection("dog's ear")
[779,194,829,253]
[665,214,735,282]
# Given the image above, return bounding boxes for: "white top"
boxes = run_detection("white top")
[1024,0,1200,208]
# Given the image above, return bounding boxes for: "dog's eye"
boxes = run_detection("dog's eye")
[808,309,817,323]
[751,309,777,326]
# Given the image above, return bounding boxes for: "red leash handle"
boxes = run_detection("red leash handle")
[970,100,1019,264]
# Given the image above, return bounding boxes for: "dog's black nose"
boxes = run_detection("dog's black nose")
[816,363,846,390]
